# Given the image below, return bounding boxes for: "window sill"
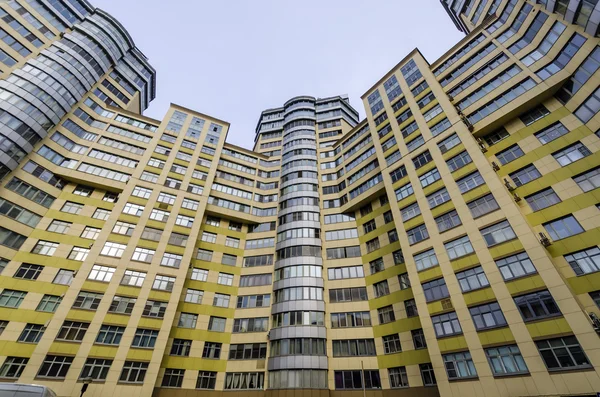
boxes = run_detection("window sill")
[448,376,478,382]
[492,371,530,379]
[523,313,563,324]
[546,365,594,374]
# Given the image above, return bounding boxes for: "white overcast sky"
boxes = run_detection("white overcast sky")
[93,0,464,149]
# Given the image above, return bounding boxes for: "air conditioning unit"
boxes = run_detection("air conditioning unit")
[512,193,521,203]
[476,137,487,152]
[492,161,500,171]
[539,232,552,247]
[504,178,515,191]
[588,312,600,334]
[158,202,169,210]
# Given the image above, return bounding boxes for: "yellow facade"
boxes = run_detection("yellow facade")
[0,0,599,396]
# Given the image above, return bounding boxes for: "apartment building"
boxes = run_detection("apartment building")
[0,0,599,396]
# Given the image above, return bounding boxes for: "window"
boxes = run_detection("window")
[422,278,449,302]
[553,143,591,166]
[514,290,561,321]
[575,86,600,123]
[119,361,148,383]
[68,247,89,261]
[184,288,203,304]
[53,269,74,285]
[224,372,265,390]
[232,317,268,333]
[47,220,71,234]
[61,201,83,214]
[239,273,272,287]
[331,312,371,328]
[438,133,461,154]
[427,188,450,208]
[171,339,192,357]
[100,242,126,258]
[419,168,441,187]
[483,128,509,146]
[332,339,376,357]
[400,202,420,221]
[0,357,28,378]
[108,296,136,314]
[329,287,368,303]
[141,227,162,241]
[208,316,226,332]
[446,151,472,171]
[142,300,167,318]
[112,221,135,236]
[525,188,561,211]
[37,355,73,379]
[405,299,418,317]
[131,328,158,349]
[96,325,125,345]
[510,164,541,186]
[237,294,270,308]
[407,224,428,245]
[443,352,477,379]
[535,123,569,144]
[224,236,240,248]
[328,266,365,280]
[56,320,89,342]
[169,233,189,247]
[132,186,152,199]
[496,145,524,165]
[197,371,217,389]
[72,291,102,310]
[481,220,516,247]
[162,368,185,388]
[420,363,436,386]
[445,235,474,260]
[122,270,146,287]
[149,209,169,222]
[543,215,584,241]
[13,263,43,280]
[334,370,381,389]
[468,194,499,218]
[456,266,489,292]
[92,208,111,220]
[218,272,234,286]
[213,293,230,308]
[191,268,209,281]
[373,280,390,298]
[414,248,438,271]
[363,220,376,234]
[435,210,462,233]
[470,302,507,330]
[412,150,432,169]
[370,258,384,274]
[153,275,175,291]
[432,311,462,337]
[520,105,550,126]
[196,249,213,262]
[175,214,194,227]
[399,273,411,290]
[395,249,405,265]
[496,252,537,280]
[383,334,402,354]
[37,295,62,313]
[201,232,217,243]
[161,253,182,268]
[574,167,600,192]
[536,336,590,370]
[201,342,222,359]
[132,247,155,263]
[395,183,414,201]
[457,171,485,193]
[80,358,112,381]
[18,324,45,343]
[31,240,58,256]
[88,265,115,282]
[486,345,528,375]
[81,226,101,240]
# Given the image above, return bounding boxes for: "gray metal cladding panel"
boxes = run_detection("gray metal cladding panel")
[274,256,322,270]
[271,300,325,314]
[273,277,323,290]
[276,237,322,251]
[277,220,321,233]
[277,204,320,218]
[267,355,328,370]
[269,326,326,340]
